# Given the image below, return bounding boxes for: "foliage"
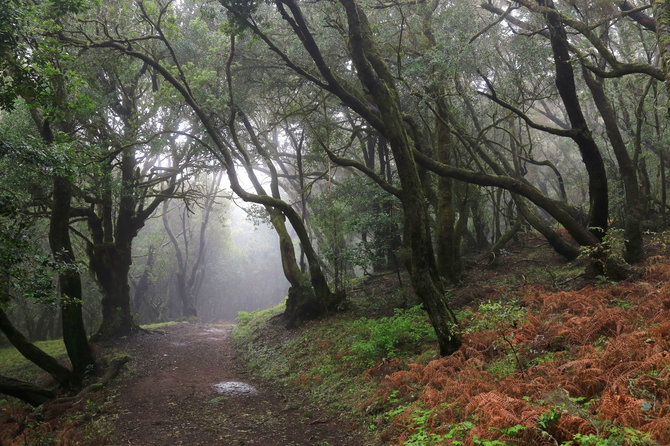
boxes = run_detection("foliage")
[467,300,527,376]
[311,176,402,283]
[346,305,437,366]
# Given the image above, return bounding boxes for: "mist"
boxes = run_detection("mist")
[197,202,290,321]
[128,191,290,324]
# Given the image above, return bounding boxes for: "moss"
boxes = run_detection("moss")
[232,301,285,344]
[0,339,69,382]
[0,339,68,370]
[140,320,187,330]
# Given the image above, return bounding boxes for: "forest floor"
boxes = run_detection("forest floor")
[230,234,670,445]
[105,322,361,446]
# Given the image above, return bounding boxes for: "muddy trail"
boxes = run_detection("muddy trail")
[108,323,362,446]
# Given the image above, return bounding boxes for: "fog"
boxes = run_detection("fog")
[197,202,290,321]
[129,192,291,324]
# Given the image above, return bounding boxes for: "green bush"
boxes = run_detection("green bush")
[347,305,436,366]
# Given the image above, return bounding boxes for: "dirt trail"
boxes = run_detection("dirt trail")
[109,323,362,446]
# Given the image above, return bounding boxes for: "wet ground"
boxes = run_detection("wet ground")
[109,323,362,445]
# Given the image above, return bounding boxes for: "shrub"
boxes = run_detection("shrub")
[346,305,436,366]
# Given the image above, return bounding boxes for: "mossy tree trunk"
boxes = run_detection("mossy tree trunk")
[49,175,96,380]
[339,0,461,355]
[435,100,462,282]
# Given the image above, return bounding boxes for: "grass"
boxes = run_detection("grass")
[0,338,70,382]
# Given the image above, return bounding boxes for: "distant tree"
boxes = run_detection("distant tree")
[162,172,223,318]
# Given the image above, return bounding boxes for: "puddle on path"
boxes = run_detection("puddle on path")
[213,381,258,396]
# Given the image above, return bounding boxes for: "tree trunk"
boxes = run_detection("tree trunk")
[49,175,95,380]
[162,203,197,319]
[539,0,609,236]
[132,246,160,323]
[228,105,341,326]
[435,100,461,282]
[268,209,320,327]
[90,244,137,340]
[340,0,460,355]
[0,375,56,406]
[583,67,644,263]
[515,196,579,259]
[0,307,72,387]
[176,272,197,318]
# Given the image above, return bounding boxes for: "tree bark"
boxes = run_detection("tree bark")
[49,175,96,380]
[0,307,72,387]
[0,375,56,407]
[538,0,609,236]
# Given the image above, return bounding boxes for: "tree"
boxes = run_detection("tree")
[60,3,344,327]
[162,172,223,318]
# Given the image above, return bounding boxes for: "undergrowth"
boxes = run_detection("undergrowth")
[140,320,187,330]
[373,257,670,445]
[232,298,438,442]
[233,253,670,446]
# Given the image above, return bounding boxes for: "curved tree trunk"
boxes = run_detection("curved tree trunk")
[227,69,341,326]
[539,0,609,236]
[269,209,320,327]
[0,307,72,387]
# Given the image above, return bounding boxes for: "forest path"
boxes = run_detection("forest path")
[109,323,361,446]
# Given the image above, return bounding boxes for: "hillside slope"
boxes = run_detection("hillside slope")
[233,241,669,445]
